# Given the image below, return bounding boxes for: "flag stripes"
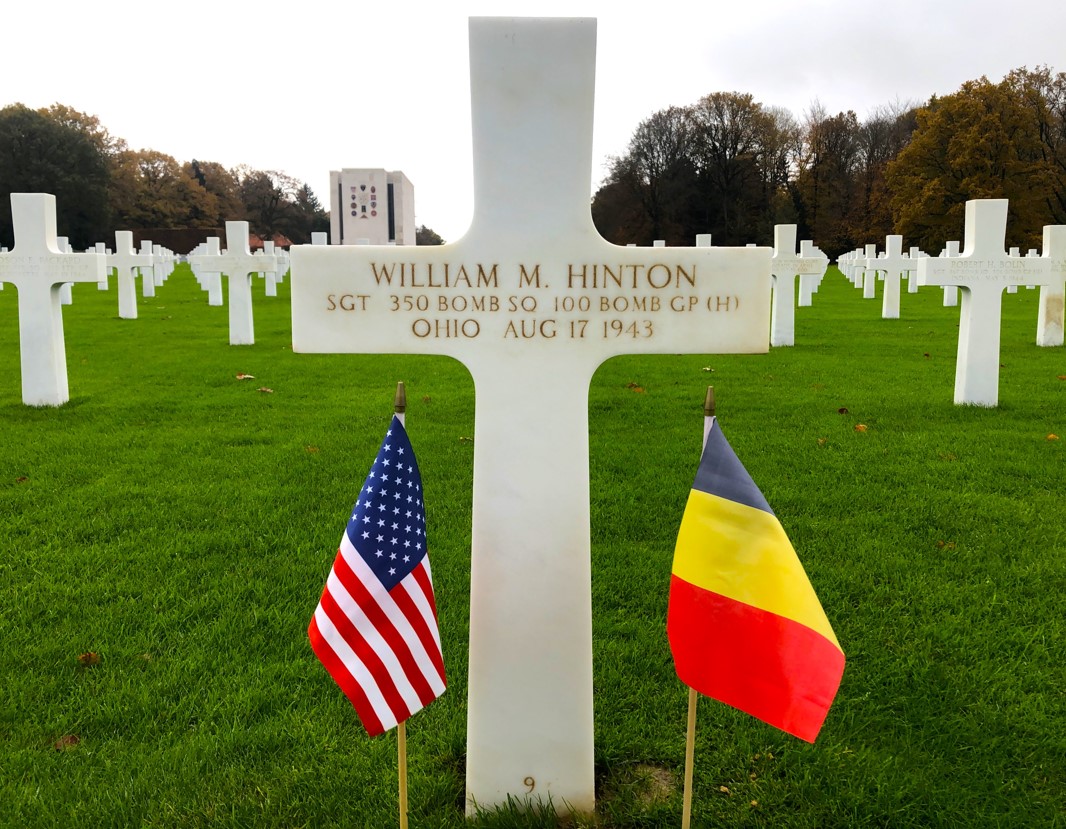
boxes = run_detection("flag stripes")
[308,415,445,737]
[667,418,844,743]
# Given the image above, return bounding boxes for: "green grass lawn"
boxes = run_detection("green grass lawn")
[0,266,1063,828]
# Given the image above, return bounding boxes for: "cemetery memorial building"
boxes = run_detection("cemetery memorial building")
[328,168,415,246]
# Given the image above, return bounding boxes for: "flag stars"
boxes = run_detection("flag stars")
[376,534,384,542]
[390,553,397,561]
[362,531,370,539]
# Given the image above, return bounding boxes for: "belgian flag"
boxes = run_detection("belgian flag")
[667,419,845,742]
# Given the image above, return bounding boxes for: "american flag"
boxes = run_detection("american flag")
[309,415,446,736]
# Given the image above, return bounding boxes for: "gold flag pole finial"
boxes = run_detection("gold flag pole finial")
[704,386,716,419]
[394,381,407,415]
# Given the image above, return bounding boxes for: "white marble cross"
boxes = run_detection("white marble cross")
[917,200,1062,405]
[135,239,155,298]
[56,237,74,305]
[0,193,105,406]
[191,237,224,306]
[797,240,825,307]
[867,235,908,319]
[861,243,878,298]
[261,241,279,297]
[290,18,771,815]
[189,222,276,344]
[903,246,924,295]
[94,242,110,290]
[939,241,960,306]
[770,224,827,345]
[108,231,154,319]
[1036,225,1066,347]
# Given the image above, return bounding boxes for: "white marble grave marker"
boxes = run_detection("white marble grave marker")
[861,243,877,298]
[868,235,907,319]
[770,225,827,345]
[939,241,960,306]
[903,246,924,295]
[797,240,826,307]
[94,242,110,290]
[192,237,224,306]
[136,239,156,298]
[262,241,279,297]
[56,237,74,305]
[108,231,154,319]
[1036,225,1066,347]
[917,200,1062,405]
[0,193,106,405]
[289,17,771,815]
[189,222,276,344]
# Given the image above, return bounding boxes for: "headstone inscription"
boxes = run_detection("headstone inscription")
[289,17,772,815]
[0,193,106,406]
[917,199,1062,405]
[770,224,828,346]
[189,222,276,345]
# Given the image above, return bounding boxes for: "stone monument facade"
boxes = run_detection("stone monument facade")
[328,168,415,246]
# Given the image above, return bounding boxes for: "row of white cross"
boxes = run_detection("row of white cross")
[2,194,1063,411]
[836,207,1066,404]
[0,194,292,405]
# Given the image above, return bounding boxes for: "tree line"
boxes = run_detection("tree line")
[0,103,329,250]
[591,66,1066,258]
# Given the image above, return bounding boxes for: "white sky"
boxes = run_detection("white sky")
[2,0,1063,242]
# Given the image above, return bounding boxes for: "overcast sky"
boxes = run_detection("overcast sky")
[2,0,1063,242]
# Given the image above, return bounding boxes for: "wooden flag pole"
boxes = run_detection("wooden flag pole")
[682,386,716,829]
[395,380,409,829]
[398,721,409,829]
[682,687,697,829]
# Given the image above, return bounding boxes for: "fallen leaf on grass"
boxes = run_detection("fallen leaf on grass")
[15,476,28,483]
[854,424,868,432]
[1048,434,1060,441]
[77,652,100,667]
[1058,375,1066,381]
[936,540,957,550]
[305,446,320,453]
[937,451,958,461]
[719,786,731,795]
[817,438,828,447]
[702,366,715,372]
[923,352,931,358]
[235,373,255,380]
[422,396,431,403]
[837,407,849,414]
[751,800,759,808]
[625,382,645,393]
[54,735,80,751]
[257,387,274,394]
[459,436,473,443]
